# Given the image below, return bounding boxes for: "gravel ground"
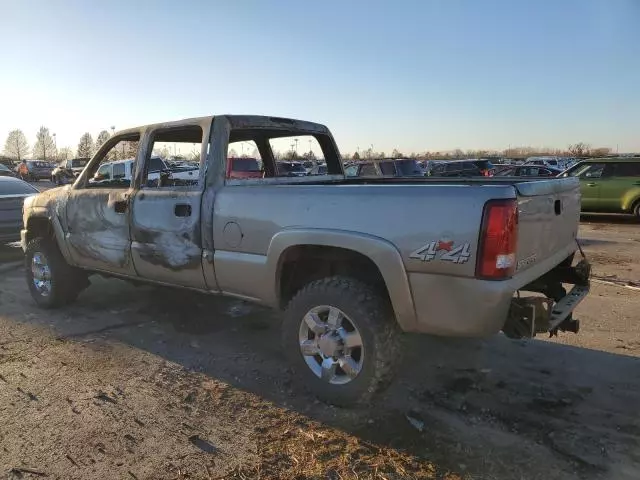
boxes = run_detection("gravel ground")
[0,217,638,479]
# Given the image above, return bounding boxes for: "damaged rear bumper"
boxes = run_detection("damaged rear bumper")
[503,258,591,338]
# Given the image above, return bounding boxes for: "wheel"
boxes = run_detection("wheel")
[633,200,640,221]
[25,237,89,308]
[282,276,401,406]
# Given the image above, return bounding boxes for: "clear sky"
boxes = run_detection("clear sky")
[1,0,639,155]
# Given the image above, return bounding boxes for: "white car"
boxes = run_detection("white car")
[90,157,199,186]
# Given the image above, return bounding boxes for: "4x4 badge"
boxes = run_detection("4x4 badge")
[410,240,471,264]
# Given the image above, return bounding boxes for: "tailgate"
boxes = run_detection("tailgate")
[514,177,581,273]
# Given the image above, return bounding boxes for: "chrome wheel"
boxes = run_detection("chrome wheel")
[31,251,52,297]
[298,305,364,385]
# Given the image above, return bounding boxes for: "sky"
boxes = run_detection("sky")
[1,0,639,156]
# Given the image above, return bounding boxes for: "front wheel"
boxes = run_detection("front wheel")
[282,276,401,406]
[25,237,88,308]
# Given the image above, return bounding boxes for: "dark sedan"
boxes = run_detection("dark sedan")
[0,177,39,244]
[0,163,16,177]
[494,165,563,177]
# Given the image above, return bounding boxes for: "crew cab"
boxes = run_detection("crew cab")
[20,115,590,406]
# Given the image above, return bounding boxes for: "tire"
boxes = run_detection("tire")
[25,237,88,308]
[633,200,640,221]
[282,276,401,407]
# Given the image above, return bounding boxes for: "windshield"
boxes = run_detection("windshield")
[0,179,39,195]
[232,158,261,172]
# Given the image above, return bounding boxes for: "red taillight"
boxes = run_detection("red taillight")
[476,199,518,279]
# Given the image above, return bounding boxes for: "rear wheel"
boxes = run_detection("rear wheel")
[633,200,640,221]
[25,237,88,308]
[282,276,401,406]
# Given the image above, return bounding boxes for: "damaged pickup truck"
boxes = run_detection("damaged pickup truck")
[21,115,590,405]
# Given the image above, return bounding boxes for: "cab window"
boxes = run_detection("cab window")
[613,162,640,177]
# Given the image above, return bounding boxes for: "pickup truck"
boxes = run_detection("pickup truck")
[20,115,590,406]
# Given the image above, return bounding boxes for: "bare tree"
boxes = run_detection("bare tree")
[33,126,57,160]
[57,147,74,161]
[568,142,590,157]
[77,133,94,158]
[95,130,110,151]
[3,129,29,161]
[391,148,403,158]
[228,148,238,158]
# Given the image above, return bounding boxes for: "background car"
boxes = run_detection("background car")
[0,163,16,177]
[276,161,307,177]
[227,157,262,179]
[0,176,39,245]
[309,164,328,175]
[15,160,55,181]
[561,157,640,218]
[344,158,425,177]
[494,165,562,177]
[52,157,89,184]
[430,159,495,177]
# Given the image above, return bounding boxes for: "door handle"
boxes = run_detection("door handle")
[174,203,192,217]
[586,183,598,187]
[633,181,640,186]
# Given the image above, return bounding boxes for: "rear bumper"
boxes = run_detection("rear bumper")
[406,242,581,336]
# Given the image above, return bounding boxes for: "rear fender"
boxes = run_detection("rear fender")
[621,189,640,212]
[266,229,418,331]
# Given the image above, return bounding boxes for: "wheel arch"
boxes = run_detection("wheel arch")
[24,213,74,264]
[622,188,640,213]
[267,229,417,331]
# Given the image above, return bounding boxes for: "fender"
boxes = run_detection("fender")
[266,228,418,331]
[621,188,640,212]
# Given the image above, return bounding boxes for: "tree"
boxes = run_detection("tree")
[352,151,360,160]
[77,132,94,158]
[95,130,110,151]
[228,148,238,158]
[58,147,73,161]
[568,142,590,157]
[303,150,317,160]
[33,126,57,160]
[391,148,403,158]
[3,129,29,161]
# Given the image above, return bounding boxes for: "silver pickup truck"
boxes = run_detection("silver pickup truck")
[21,115,590,405]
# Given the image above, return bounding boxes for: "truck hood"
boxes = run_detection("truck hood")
[29,185,70,208]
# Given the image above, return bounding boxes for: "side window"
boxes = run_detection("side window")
[85,136,140,189]
[113,163,126,179]
[345,165,358,177]
[144,126,203,188]
[581,164,605,178]
[613,162,640,177]
[379,162,396,175]
[360,163,378,176]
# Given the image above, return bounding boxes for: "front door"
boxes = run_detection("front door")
[577,163,606,211]
[65,135,140,275]
[129,124,207,289]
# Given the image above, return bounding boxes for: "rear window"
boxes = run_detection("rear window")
[395,159,423,176]
[379,162,396,175]
[71,159,88,168]
[0,179,38,195]
[613,162,640,177]
[232,158,261,172]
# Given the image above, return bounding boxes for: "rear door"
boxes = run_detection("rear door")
[129,123,208,289]
[598,162,640,212]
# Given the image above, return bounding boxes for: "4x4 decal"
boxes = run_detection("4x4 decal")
[410,239,471,264]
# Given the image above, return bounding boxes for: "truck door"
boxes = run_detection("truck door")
[129,124,208,289]
[65,136,139,275]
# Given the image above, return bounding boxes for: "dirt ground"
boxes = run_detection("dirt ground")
[0,215,638,480]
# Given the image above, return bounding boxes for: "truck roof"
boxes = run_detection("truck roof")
[114,115,330,138]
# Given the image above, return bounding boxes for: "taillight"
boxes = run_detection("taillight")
[476,199,518,279]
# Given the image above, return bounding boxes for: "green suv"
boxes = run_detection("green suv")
[562,158,640,218]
